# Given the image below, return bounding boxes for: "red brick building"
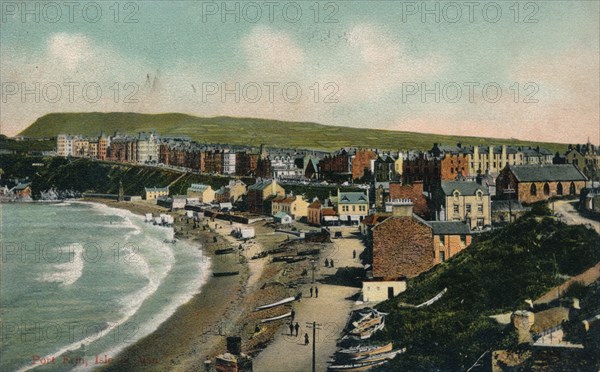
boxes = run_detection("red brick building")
[371,207,471,280]
[496,164,587,204]
[352,149,378,180]
[387,181,429,218]
[319,149,351,180]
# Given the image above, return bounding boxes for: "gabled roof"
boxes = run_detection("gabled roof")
[428,221,471,235]
[248,180,274,191]
[361,213,390,226]
[339,192,368,204]
[188,183,212,192]
[13,182,32,190]
[508,164,587,182]
[321,208,337,216]
[273,211,291,219]
[441,181,489,196]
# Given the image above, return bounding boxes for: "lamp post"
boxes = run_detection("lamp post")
[310,259,316,283]
[504,187,516,223]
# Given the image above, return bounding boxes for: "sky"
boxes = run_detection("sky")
[1,0,599,145]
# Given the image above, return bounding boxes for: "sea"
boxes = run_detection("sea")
[0,201,210,371]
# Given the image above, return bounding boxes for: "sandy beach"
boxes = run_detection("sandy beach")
[86,198,368,372]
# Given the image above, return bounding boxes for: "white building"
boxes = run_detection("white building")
[223,151,236,174]
[56,134,75,157]
[136,131,159,164]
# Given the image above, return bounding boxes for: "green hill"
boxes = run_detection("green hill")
[374,207,600,370]
[19,112,567,152]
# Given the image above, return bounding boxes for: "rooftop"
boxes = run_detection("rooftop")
[441,181,489,196]
[508,164,587,182]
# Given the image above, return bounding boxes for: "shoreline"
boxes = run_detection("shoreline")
[80,198,252,372]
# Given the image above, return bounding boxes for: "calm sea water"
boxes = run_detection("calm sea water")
[0,202,210,371]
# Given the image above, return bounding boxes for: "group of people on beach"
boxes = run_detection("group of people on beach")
[288,310,310,345]
[324,258,334,268]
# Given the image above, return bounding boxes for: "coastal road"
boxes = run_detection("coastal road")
[253,228,366,372]
[553,199,600,234]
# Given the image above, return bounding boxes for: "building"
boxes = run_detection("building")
[270,152,303,179]
[136,131,159,164]
[307,200,322,226]
[371,204,472,280]
[271,195,309,220]
[215,180,247,203]
[387,181,429,219]
[187,183,215,203]
[336,189,369,224]
[373,154,398,182]
[438,181,491,230]
[565,143,600,180]
[56,134,75,157]
[246,179,285,214]
[145,186,169,200]
[223,151,236,175]
[12,182,32,198]
[352,149,378,180]
[273,211,293,225]
[581,188,600,214]
[491,200,528,224]
[496,164,588,204]
[319,149,352,181]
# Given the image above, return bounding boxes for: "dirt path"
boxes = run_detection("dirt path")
[253,228,366,372]
[553,200,600,233]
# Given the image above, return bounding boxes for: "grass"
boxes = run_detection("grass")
[18,112,568,153]
[374,206,600,370]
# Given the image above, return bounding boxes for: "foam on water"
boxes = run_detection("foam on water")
[37,244,85,286]
[11,202,211,372]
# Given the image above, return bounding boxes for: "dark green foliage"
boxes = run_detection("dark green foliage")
[0,135,55,152]
[375,214,600,370]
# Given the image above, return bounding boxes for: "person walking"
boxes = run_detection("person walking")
[289,322,294,336]
[315,286,319,298]
[353,250,356,259]
[304,333,309,345]
[291,309,295,322]
[310,287,313,297]
[324,258,329,267]
[330,259,334,268]
[294,322,300,337]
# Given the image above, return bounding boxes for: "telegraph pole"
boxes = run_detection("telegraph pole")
[504,188,516,222]
[306,321,321,372]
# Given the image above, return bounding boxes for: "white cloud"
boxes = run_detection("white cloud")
[47,33,93,70]
[242,25,305,78]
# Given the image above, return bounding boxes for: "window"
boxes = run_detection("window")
[439,251,446,262]
[569,182,576,195]
[530,183,537,196]
[453,204,459,214]
[477,204,483,213]
[477,218,484,227]
[352,205,356,212]
[557,183,563,195]
[543,183,550,196]
[466,204,472,213]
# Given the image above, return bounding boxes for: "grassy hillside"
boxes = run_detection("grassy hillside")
[19,112,567,153]
[374,206,600,371]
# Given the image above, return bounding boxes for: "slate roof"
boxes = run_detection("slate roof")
[145,186,169,192]
[188,184,211,192]
[338,192,368,204]
[441,181,489,196]
[508,164,587,182]
[492,200,527,211]
[273,211,291,219]
[248,180,273,191]
[428,221,471,235]
[13,182,32,190]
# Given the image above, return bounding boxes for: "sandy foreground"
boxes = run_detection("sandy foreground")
[85,199,368,372]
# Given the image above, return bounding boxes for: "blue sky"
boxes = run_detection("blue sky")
[1,1,598,144]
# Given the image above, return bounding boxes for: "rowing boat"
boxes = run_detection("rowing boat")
[260,311,292,323]
[215,247,235,255]
[336,343,393,358]
[351,348,406,362]
[213,271,240,277]
[327,360,388,371]
[255,296,297,311]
